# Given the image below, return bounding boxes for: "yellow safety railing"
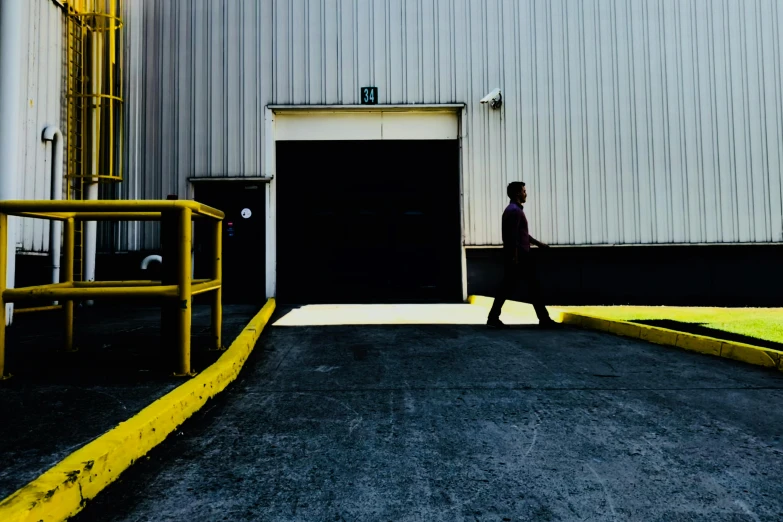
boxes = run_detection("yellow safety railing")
[0,200,224,379]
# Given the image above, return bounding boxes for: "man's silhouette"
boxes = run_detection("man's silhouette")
[487,182,557,329]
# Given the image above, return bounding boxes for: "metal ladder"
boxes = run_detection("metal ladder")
[66,4,85,281]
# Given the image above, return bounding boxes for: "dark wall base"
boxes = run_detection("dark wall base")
[15,251,162,288]
[14,254,53,289]
[467,245,783,307]
[14,252,164,308]
[16,244,782,307]
[15,251,254,306]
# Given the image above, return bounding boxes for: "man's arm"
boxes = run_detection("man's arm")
[512,211,523,262]
[529,236,550,248]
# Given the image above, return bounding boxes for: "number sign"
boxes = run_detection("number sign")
[360,87,378,105]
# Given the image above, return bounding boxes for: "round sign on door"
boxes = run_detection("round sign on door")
[241,208,252,219]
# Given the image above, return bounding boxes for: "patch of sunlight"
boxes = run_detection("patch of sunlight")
[272,303,541,326]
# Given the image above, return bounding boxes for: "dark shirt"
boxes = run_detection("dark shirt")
[501,202,530,254]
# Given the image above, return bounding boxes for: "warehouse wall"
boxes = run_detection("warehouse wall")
[120,0,783,251]
[15,0,65,254]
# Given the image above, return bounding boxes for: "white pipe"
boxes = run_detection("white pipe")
[264,108,277,298]
[0,0,24,325]
[84,190,98,279]
[43,127,63,305]
[140,255,162,270]
[84,31,103,304]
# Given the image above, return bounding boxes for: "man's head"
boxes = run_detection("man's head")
[507,181,527,204]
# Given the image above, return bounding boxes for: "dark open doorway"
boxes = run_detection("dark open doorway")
[276,140,462,304]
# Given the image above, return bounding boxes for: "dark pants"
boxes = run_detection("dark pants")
[488,253,551,322]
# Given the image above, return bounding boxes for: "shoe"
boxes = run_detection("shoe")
[486,318,509,329]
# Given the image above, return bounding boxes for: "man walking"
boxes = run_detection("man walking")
[487,182,557,329]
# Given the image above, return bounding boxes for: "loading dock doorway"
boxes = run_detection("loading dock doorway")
[194,181,266,304]
[276,140,462,304]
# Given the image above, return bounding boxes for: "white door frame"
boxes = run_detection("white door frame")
[263,104,468,302]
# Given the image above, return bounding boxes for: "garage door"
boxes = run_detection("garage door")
[276,140,462,304]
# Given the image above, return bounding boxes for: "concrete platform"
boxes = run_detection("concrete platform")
[72,304,783,521]
[0,304,258,500]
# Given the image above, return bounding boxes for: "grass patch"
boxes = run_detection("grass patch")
[562,306,783,346]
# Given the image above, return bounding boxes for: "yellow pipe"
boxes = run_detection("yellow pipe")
[16,212,73,221]
[65,93,123,102]
[191,279,221,296]
[175,207,193,376]
[211,220,222,350]
[9,212,162,222]
[64,174,123,181]
[74,280,159,287]
[73,280,209,287]
[3,285,178,302]
[7,210,215,222]
[79,12,124,31]
[0,213,8,378]
[0,200,224,220]
[63,218,75,351]
[194,204,225,220]
[73,212,162,221]
[109,0,114,181]
[14,305,63,314]
[118,0,124,187]
[3,282,74,300]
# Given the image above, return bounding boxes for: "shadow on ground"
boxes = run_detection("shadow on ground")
[633,319,783,351]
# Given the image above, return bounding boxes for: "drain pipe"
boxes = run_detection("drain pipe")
[0,0,24,326]
[43,127,63,304]
[140,255,162,270]
[84,29,104,304]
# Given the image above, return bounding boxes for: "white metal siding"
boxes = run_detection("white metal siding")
[16,0,65,253]
[115,0,145,251]
[120,0,783,250]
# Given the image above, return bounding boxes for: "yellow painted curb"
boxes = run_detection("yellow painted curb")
[0,298,276,522]
[721,342,778,368]
[675,333,721,357]
[467,295,783,372]
[639,327,678,346]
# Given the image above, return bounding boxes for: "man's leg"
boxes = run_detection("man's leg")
[523,258,553,323]
[488,259,516,322]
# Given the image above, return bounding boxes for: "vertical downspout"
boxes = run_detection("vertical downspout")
[43,127,64,304]
[0,0,24,325]
[84,22,103,302]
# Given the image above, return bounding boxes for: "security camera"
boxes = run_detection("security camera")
[480,88,502,109]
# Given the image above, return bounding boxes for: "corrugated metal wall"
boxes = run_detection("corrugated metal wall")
[111,0,144,251]
[118,0,783,249]
[16,0,65,253]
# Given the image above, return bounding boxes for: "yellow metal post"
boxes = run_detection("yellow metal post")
[63,218,75,352]
[175,207,193,376]
[0,213,8,379]
[211,220,223,350]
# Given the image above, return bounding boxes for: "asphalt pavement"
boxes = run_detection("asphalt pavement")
[0,304,258,499]
[73,304,783,521]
